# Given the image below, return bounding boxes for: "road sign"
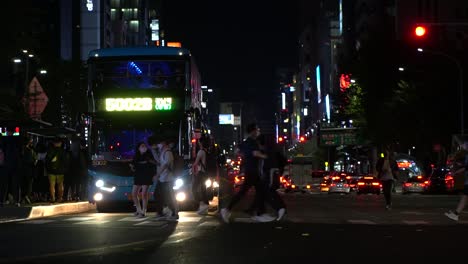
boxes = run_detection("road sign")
[23,77,48,119]
[319,128,360,146]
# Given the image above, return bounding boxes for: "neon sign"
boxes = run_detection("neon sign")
[105,98,172,112]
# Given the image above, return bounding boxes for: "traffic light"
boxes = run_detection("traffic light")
[414,25,427,38]
[278,136,284,143]
[299,136,306,143]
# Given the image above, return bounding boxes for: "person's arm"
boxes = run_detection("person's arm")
[192,150,203,174]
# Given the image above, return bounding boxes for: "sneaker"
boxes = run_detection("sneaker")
[445,210,459,221]
[221,208,231,223]
[253,214,276,222]
[137,212,146,218]
[154,213,167,220]
[167,214,179,221]
[197,203,209,215]
[277,208,286,221]
[163,207,172,217]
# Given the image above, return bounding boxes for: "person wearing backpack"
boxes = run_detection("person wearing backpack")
[192,137,210,215]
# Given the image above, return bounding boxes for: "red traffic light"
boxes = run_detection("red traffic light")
[299,136,305,142]
[414,26,426,37]
[278,137,284,143]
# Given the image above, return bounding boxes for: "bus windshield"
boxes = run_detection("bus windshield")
[92,119,181,162]
[91,59,186,90]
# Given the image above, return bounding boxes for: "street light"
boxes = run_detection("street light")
[418,48,464,135]
[13,58,22,63]
[398,67,405,72]
[39,69,47,75]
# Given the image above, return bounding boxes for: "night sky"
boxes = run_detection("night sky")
[162,0,301,118]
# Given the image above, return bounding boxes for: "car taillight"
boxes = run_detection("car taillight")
[404,183,411,187]
[330,184,336,187]
[321,183,326,186]
[372,182,379,186]
[357,182,365,186]
[446,175,453,181]
[343,184,349,187]
[292,184,296,189]
[424,181,429,185]
[306,185,311,189]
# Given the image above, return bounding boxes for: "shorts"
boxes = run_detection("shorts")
[48,174,64,186]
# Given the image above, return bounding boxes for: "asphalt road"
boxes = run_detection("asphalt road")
[0,192,467,264]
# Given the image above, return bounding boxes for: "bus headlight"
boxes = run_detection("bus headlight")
[205,179,212,188]
[95,180,105,188]
[94,192,103,201]
[175,192,186,202]
[173,179,184,190]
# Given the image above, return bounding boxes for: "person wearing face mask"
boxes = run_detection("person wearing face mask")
[129,142,155,217]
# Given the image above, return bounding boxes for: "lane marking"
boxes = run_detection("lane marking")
[347,219,377,225]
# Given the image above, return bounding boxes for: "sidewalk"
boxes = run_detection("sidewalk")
[0,201,96,223]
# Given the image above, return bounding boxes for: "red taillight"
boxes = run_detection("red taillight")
[343,184,349,187]
[346,176,351,180]
[446,175,453,181]
[424,181,429,185]
[321,183,327,186]
[357,182,365,186]
[306,185,311,189]
[372,182,380,186]
[404,183,411,187]
[330,184,336,187]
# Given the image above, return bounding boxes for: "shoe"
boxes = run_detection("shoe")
[163,207,172,217]
[167,214,179,221]
[221,208,231,223]
[253,214,276,222]
[277,208,286,221]
[445,210,459,221]
[197,203,209,215]
[137,212,146,218]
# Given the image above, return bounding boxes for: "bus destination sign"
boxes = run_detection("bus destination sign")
[105,97,173,112]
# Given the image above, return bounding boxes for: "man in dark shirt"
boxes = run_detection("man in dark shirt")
[221,123,272,223]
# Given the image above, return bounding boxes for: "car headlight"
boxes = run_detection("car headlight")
[213,181,219,188]
[176,192,186,202]
[205,179,212,188]
[95,180,104,188]
[95,180,115,192]
[173,178,184,190]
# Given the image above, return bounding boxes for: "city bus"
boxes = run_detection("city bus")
[85,46,211,211]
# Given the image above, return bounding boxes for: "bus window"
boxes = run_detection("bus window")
[92,60,186,90]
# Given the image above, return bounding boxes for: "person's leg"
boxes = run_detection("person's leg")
[57,175,65,202]
[226,178,253,211]
[48,174,57,202]
[382,180,392,207]
[254,178,267,216]
[132,185,142,214]
[456,195,468,214]
[153,181,164,215]
[141,185,149,215]
[163,182,178,217]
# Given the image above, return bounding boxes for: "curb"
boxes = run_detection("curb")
[0,202,96,223]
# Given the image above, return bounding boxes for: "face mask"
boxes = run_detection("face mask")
[139,147,147,153]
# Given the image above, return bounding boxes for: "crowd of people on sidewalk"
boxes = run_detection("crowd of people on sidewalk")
[0,132,88,207]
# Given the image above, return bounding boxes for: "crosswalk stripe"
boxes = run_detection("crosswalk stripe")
[64,217,95,221]
[20,220,56,224]
[134,221,167,227]
[74,220,109,225]
[118,217,148,222]
[178,216,202,223]
[402,220,429,225]
[347,220,376,225]
[198,221,220,227]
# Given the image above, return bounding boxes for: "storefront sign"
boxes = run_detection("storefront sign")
[105,97,172,112]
